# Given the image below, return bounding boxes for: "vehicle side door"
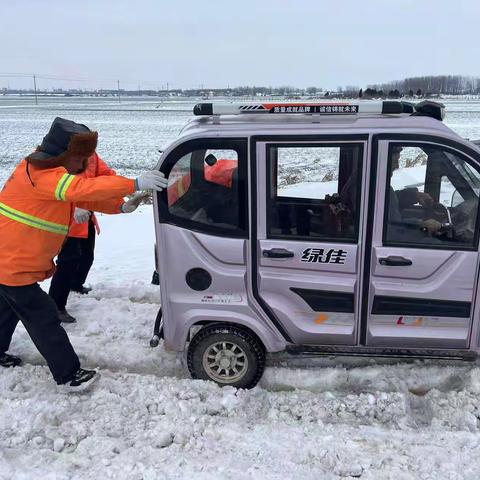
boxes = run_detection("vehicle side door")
[364,137,480,349]
[253,137,368,345]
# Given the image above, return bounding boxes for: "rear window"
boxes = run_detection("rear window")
[160,139,248,238]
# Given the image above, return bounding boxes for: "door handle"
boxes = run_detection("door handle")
[379,255,412,266]
[262,248,294,259]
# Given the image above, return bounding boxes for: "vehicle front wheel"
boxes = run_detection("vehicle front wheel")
[187,324,265,389]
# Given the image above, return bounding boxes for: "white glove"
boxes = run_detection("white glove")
[135,170,168,192]
[73,208,90,224]
[121,192,150,213]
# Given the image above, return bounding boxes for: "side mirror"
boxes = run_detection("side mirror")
[204,153,217,166]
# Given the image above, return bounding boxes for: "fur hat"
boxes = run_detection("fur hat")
[26,117,98,168]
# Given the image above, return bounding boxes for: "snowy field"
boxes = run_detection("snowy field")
[3,97,480,479]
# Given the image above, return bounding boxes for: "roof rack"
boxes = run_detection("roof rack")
[193,100,445,121]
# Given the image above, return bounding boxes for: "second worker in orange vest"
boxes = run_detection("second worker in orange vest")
[48,152,147,323]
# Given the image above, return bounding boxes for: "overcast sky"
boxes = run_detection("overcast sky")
[2,0,480,91]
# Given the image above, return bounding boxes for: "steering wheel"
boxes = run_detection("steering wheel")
[446,198,477,243]
[424,202,449,221]
[422,202,455,239]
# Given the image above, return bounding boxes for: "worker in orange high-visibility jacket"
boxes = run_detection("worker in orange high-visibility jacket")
[0,117,167,390]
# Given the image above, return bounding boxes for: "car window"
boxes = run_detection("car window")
[384,143,480,249]
[267,144,364,242]
[163,141,247,237]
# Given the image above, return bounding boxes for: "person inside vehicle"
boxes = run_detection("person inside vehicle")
[387,145,443,241]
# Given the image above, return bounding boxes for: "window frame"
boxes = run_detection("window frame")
[157,137,249,239]
[266,141,365,243]
[382,140,480,251]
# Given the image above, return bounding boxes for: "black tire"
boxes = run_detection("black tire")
[187,324,266,389]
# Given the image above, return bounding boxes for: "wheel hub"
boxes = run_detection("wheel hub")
[203,341,248,384]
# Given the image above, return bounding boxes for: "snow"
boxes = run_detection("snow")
[3,97,480,478]
[280,179,338,199]
[1,206,480,479]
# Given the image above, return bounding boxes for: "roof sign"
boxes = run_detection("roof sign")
[193,100,445,120]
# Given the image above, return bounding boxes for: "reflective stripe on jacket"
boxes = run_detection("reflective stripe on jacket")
[0,159,135,286]
[68,152,120,239]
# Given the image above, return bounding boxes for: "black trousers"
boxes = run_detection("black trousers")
[49,220,96,311]
[0,282,80,384]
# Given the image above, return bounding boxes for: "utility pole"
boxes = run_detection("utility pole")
[117,80,121,102]
[33,74,38,105]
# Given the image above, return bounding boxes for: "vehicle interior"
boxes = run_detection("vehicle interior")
[165,142,480,246]
[268,145,362,241]
[388,145,480,245]
[166,149,243,231]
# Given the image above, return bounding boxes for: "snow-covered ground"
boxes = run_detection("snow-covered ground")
[1,207,480,479]
[3,98,480,479]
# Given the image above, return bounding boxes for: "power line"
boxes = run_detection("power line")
[0,73,34,78]
[0,71,256,91]
[0,72,170,87]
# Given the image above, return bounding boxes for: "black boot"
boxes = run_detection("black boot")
[60,368,99,391]
[0,352,22,368]
[58,310,77,323]
[71,286,92,295]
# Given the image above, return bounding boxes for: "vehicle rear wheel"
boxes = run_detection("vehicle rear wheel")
[187,324,265,389]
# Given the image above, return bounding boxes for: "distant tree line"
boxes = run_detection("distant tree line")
[367,75,480,97]
[183,85,325,97]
